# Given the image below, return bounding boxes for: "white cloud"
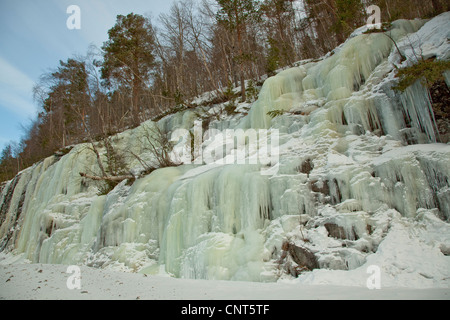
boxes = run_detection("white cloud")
[0,0,174,122]
[0,56,37,118]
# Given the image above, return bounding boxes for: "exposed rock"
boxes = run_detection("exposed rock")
[280,241,319,277]
[324,223,347,240]
[298,159,314,176]
[430,79,450,143]
[310,179,330,195]
[324,223,359,240]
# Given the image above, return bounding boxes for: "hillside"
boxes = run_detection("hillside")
[1,12,450,299]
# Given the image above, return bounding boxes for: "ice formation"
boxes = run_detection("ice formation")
[1,13,449,287]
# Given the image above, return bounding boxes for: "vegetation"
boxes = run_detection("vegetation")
[393,58,450,143]
[267,109,288,119]
[216,0,260,102]
[101,13,156,127]
[394,59,450,92]
[1,0,448,183]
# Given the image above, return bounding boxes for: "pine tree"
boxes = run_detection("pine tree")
[0,144,14,182]
[216,0,259,102]
[40,58,90,148]
[261,0,297,68]
[332,0,365,37]
[101,13,155,126]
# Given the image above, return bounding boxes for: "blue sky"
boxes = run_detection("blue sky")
[0,0,177,152]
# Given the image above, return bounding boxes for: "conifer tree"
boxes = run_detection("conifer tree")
[216,0,259,101]
[101,13,155,126]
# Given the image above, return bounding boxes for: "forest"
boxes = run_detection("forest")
[0,0,447,182]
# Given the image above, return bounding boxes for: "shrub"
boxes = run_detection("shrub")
[267,109,288,119]
[393,58,450,92]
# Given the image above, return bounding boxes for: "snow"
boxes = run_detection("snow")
[295,209,450,288]
[372,143,450,166]
[400,13,450,61]
[1,259,448,300]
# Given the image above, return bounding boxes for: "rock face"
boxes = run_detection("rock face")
[278,241,319,277]
[324,223,352,240]
[0,14,449,285]
[430,79,450,143]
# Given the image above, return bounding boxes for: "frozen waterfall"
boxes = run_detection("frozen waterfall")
[1,13,449,286]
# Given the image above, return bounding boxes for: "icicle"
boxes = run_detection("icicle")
[372,146,447,217]
[157,164,272,279]
[247,67,306,129]
[245,20,420,130]
[444,70,450,87]
[400,80,439,143]
[1,14,448,284]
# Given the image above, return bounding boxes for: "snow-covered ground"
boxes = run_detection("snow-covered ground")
[1,261,448,300]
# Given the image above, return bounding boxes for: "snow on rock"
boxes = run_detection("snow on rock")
[0,13,449,294]
[296,209,450,288]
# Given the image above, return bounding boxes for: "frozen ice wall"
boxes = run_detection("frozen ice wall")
[0,13,449,285]
[245,17,446,146]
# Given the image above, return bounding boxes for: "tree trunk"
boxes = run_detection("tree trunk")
[236,24,246,102]
[79,172,134,182]
[132,77,141,126]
